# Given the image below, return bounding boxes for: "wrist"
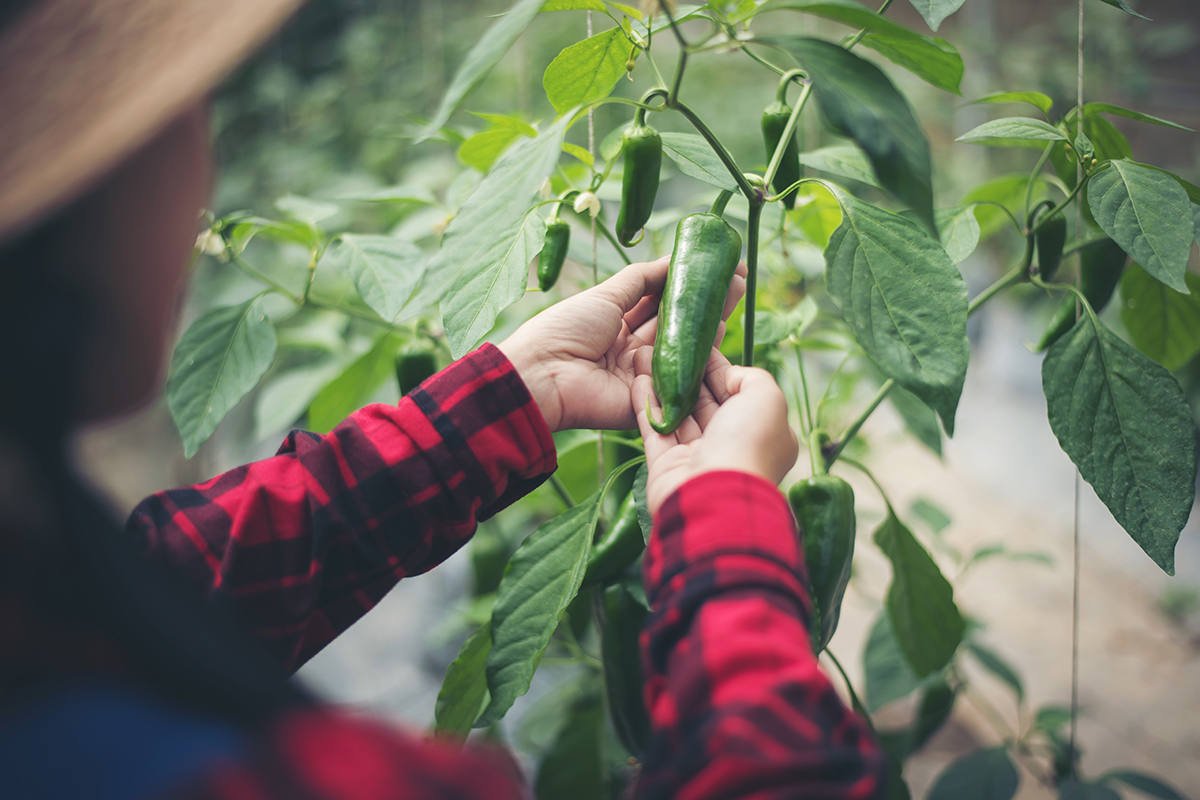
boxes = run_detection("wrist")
[496,338,563,432]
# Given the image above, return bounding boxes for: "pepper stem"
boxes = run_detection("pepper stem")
[709,189,734,218]
[809,428,827,476]
[775,68,808,105]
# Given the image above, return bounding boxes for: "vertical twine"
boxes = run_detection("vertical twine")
[1068,1,1084,796]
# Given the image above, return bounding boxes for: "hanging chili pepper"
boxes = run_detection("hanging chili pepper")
[615,107,662,247]
[761,76,801,210]
[581,492,644,589]
[538,209,571,292]
[594,579,650,760]
[788,474,856,653]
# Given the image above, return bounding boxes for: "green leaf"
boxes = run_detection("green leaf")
[441,208,546,358]
[326,234,425,323]
[1034,704,1073,735]
[772,37,934,231]
[791,183,844,249]
[754,295,819,345]
[962,543,1053,571]
[1084,102,1192,132]
[413,114,570,325]
[434,624,493,737]
[470,111,539,138]
[929,748,1019,800]
[632,462,652,545]
[889,384,943,457]
[863,612,925,711]
[562,142,594,167]
[957,116,1068,147]
[459,128,523,172]
[933,205,981,264]
[1065,783,1123,800]
[910,498,952,534]
[1102,770,1188,800]
[906,0,966,31]
[534,689,607,800]
[1087,160,1193,294]
[307,333,402,434]
[824,190,970,434]
[1042,314,1197,574]
[797,145,881,189]
[167,298,278,458]
[419,0,547,141]
[478,496,601,726]
[874,511,965,677]
[541,0,606,11]
[543,27,629,115]
[860,32,963,95]
[660,132,739,191]
[754,0,942,39]
[276,194,339,227]
[967,91,1054,116]
[337,184,437,205]
[1095,0,1151,21]
[966,642,1024,702]
[600,123,629,162]
[1122,264,1200,370]
[252,359,344,442]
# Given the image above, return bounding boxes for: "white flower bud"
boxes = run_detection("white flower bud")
[195,228,225,257]
[574,191,601,218]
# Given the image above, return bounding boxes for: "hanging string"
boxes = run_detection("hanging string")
[1069,0,1084,796]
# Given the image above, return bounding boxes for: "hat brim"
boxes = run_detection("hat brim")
[0,0,307,242]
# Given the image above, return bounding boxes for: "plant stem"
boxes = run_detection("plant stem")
[743,198,765,366]
[549,475,575,509]
[659,1,689,104]
[842,0,895,49]
[739,43,787,76]
[795,344,815,433]
[306,297,408,331]
[670,98,758,201]
[1062,235,1108,258]
[1024,144,1055,224]
[968,262,1027,314]
[231,254,301,304]
[809,427,826,476]
[826,649,877,735]
[823,380,893,470]
[763,78,813,194]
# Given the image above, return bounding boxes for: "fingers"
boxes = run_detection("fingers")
[594,256,670,315]
[722,263,748,322]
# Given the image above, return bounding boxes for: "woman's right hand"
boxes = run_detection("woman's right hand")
[632,347,799,516]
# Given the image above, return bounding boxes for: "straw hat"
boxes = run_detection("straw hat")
[0,0,307,243]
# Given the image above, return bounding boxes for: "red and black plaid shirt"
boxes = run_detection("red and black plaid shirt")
[124,344,885,799]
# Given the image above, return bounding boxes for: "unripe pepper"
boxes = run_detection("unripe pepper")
[581,492,645,589]
[615,107,662,247]
[648,195,742,435]
[762,101,801,210]
[538,215,570,292]
[788,475,856,653]
[594,580,650,760]
[1035,238,1127,351]
[395,350,438,396]
[1035,210,1067,282]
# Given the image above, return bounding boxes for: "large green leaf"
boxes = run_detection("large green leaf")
[419,0,547,141]
[1087,160,1193,293]
[1095,0,1150,20]
[1084,102,1192,132]
[1042,314,1197,574]
[434,624,493,737]
[478,496,600,726]
[544,27,629,114]
[863,612,926,711]
[935,206,981,264]
[1101,770,1188,800]
[957,116,1068,148]
[534,688,606,800]
[442,209,546,358]
[967,91,1053,116]
[966,642,1024,702]
[874,511,965,678]
[307,333,402,434]
[889,384,943,457]
[929,748,1019,800]
[798,145,881,189]
[660,132,739,191]
[860,33,963,95]
[458,128,523,173]
[824,190,969,434]
[415,114,570,334]
[771,37,934,231]
[907,0,966,30]
[326,234,424,323]
[1122,264,1200,370]
[167,298,278,458]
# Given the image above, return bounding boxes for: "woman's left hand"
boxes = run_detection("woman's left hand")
[497,256,747,432]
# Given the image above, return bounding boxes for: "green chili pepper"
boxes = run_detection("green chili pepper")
[648,197,742,435]
[1034,210,1067,282]
[594,579,650,760]
[788,475,856,653]
[581,492,645,589]
[1035,238,1128,352]
[538,217,570,292]
[396,350,438,396]
[615,108,662,247]
[762,101,801,210]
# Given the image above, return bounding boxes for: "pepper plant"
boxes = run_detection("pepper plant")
[173,0,1198,797]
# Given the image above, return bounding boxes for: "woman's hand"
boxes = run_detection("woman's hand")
[498,257,746,432]
[632,347,798,515]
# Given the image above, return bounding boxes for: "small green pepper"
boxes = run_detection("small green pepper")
[581,492,645,589]
[615,108,662,247]
[594,579,650,760]
[1035,238,1128,352]
[762,100,801,210]
[395,350,438,396]
[1034,209,1067,282]
[649,198,742,435]
[538,216,570,292]
[788,475,856,653]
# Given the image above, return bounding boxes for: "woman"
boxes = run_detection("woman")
[0,1,885,797]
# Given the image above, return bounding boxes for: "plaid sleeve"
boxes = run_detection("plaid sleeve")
[126,343,557,671]
[636,471,886,800]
